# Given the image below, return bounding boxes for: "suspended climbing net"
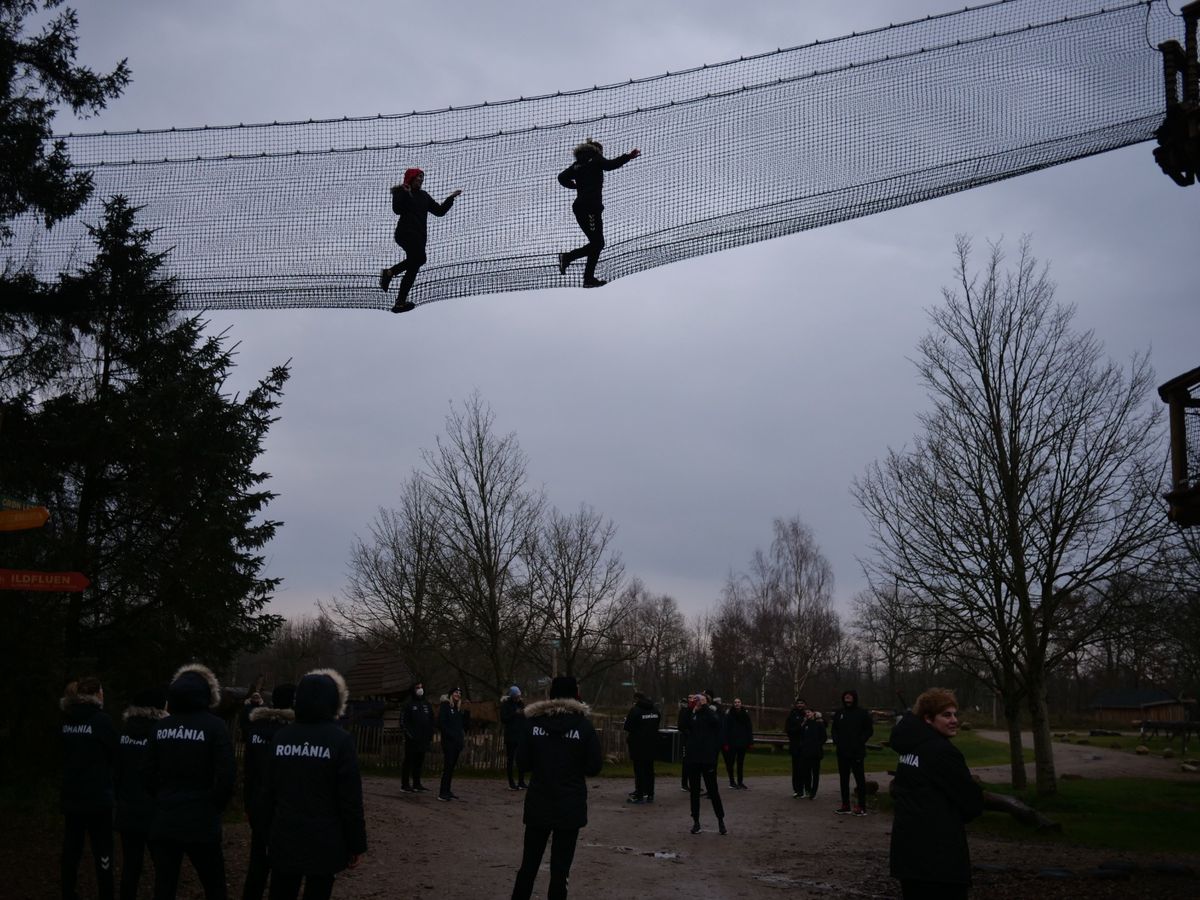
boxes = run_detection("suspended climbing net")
[5,0,1181,311]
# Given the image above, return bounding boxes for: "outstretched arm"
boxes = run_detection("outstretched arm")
[602,149,641,170]
[432,190,462,216]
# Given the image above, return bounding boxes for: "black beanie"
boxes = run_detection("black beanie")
[272,683,296,709]
[549,676,578,699]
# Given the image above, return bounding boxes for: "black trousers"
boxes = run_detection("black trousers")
[632,756,655,799]
[119,829,149,900]
[799,757,821,796]
[440,739,463,797]
[151,839,227,900]
[838,756,866,807]
[722,747,747,785]
[401,740,426,789]
[790,754,804,795]
[685,762,724,821]
[269,871,335,900]
[388,233,428,302]
[511,826,579,900]
[241,823,269,900]
[506,740,528,788]
[900,879,968,899]
[564,205,605,280]
[62,809,114,900]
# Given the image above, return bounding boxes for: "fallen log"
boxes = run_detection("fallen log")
[982,790,1062,832]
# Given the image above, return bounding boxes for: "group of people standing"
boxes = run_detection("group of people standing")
[59,664,366,900]
[378,139,641,312]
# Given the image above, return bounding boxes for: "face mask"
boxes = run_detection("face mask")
[415,689,424,697]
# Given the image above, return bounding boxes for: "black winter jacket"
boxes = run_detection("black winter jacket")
[557,150,636,213]
[263,670,366,876]
[401,696,435,746]
[243,707,294,823]
[438,699,468,746]
[798,716,828,759]
[517,698,603,830]
[722,707,754,750]
[147,665,236,844]
[784,708,806,755]
[888,713,983,886]
[115,705,166,832]
[682,704,722,767]
[831,691,874,759]
[500,696,527,745]
[60,695,117,814]
[391,187,455,244]
[623,698,662,761]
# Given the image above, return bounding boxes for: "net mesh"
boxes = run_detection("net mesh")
[4,0,1178,311]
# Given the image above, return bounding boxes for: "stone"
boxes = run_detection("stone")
[1181,763,1199,773]
[1162,748,1175,759]
[1135,745,1149,755]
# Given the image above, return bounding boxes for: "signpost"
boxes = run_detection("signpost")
[0,568,90,592]
[0,506,50,532]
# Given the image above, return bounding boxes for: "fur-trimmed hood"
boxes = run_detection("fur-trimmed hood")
[249,706,296,725]
[523,697,591,719]
[123,705,169,722]
[295,668,348,722]
[169,663,221,712]
[59,691,102,712]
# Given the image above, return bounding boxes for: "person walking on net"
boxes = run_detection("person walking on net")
[556,139,639,288]
[379,168,462,313]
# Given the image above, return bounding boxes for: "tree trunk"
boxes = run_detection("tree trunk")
[1026,676,1057,795]
[1003,694,1027,790]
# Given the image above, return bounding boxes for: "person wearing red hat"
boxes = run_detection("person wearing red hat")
[556,139,640,288]
[379,168,462,313]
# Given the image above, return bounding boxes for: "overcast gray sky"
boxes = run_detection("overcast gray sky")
[63,1,1197,621]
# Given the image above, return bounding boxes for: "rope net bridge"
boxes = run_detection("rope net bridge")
[5,0,1182,311]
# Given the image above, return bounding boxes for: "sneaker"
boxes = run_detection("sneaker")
[690,821,702,835]
[793,792,801,799]
[835,804,852,815]
[718,819,728,835]
[450,793,462,800]
[557,253,569,276]
[517,784,527,790]
[509,785,521,791]
[582,278,607,288]
[414,785,430,792]
[644,795,654,804]
[808,794,817,801]
[437,794,452,802]
[680,786,690,793]
[400,786,414,793]
[852,806,867,817]
[391,300,416,314]
[626,796,645,805]
[737,783,749,790]
[628,791,640,799]
[379,268,393,292]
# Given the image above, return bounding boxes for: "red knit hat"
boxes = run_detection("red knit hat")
[403,167,424,187]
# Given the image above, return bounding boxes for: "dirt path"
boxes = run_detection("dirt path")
[973,731,1195,781]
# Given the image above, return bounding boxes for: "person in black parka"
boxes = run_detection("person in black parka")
[797,709,827,801]
[830,688,873,815]
[261,669,366,900]
[676,698,693,792]
[510,676,602,900]
[889,688,983,900]
[436,687,469,801]
[501,685,529,790]
[683,693,727,835]
[721,698,754,790]
[60,676,118,900]
[379,168,462,313]
[784,696,809,798]
[240,683,295,900]
[115,687,167,900]
[622,692,661,803]
[148,663,236,900]
[400,681,435,793]
[556,139,640,287]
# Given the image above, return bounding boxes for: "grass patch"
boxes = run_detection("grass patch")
[1052,730,1197,758]
[875,777,1200,855]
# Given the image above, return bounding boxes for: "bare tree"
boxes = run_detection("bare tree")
[322,474,445,682]
[771,517,839,700]
[527,504,631,682]
[422,394,547,697]
[856,237,1166,794]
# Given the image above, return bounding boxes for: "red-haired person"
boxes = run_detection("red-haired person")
[889,688,984,900]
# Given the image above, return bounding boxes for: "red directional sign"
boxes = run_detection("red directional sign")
[0,506,50,531]
[0,568,90,592]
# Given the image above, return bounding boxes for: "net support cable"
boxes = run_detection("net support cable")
[3,0,1184,311]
